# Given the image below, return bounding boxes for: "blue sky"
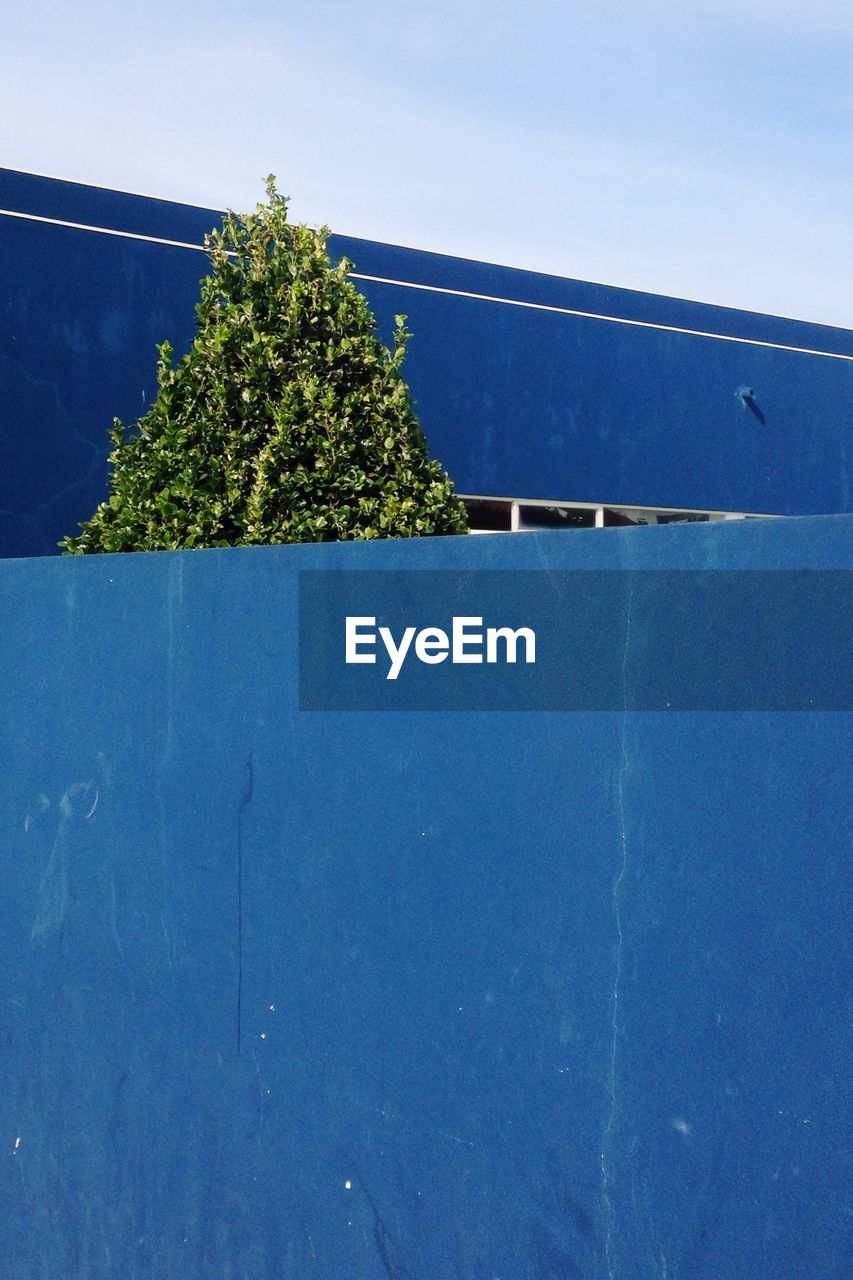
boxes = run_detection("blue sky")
[4,0,853,326]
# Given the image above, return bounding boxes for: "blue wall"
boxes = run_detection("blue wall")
[1,168,853,559]
[1,516,851,1278]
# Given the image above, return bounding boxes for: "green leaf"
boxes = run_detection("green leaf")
[60,178,469,554]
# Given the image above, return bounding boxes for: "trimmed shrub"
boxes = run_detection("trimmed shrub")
[62,178,468,553]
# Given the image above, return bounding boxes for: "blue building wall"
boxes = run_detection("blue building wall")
[0,516,851,1278]
[2,167,853,559]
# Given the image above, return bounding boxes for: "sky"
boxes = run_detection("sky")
[3,0,853,327]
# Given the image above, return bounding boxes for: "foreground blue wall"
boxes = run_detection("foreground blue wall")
[1,516,850,1278]
[2,168,853,559]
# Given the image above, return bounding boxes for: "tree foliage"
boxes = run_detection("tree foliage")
[62,178,468,553]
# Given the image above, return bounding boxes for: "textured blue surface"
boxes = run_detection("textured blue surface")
[1,515,851,1278]
[2,168,853,561]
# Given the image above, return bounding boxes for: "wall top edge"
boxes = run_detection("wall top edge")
[3,166,853,354]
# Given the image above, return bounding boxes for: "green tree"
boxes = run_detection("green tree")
[62,178,468,553]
